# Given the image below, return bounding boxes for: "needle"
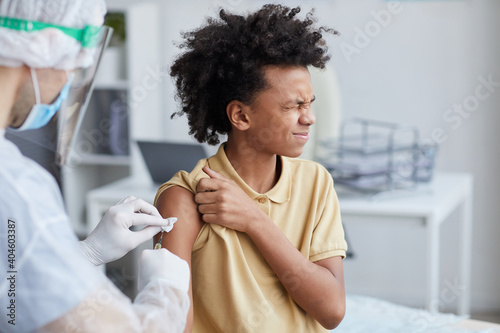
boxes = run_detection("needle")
[154,217,177,249]
[154,231,164,249]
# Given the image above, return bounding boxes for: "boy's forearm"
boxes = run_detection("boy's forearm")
[246,216,345,329]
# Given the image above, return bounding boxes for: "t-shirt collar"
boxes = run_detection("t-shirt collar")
[207,143,291,203]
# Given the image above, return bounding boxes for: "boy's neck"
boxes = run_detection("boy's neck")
[224,139,281,194]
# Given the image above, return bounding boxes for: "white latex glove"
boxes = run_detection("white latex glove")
[80,196,174,266]
[138,249,190,295]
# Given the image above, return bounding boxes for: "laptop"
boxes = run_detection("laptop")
[137,141,207,184]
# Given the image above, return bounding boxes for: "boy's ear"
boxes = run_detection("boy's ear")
[226,100,250,131]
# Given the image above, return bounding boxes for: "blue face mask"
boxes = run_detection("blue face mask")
[12,68,74,131]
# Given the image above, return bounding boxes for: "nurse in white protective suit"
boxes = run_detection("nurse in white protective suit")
[0,0,190,332]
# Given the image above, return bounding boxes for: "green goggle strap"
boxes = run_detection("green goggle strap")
[0,16,101,48]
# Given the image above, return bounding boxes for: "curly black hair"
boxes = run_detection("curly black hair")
[170,4,337,145]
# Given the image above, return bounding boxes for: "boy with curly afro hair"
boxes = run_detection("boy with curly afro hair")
[154,4,347,332]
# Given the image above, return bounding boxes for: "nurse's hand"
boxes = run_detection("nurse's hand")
[138,248,190,294]
[195,166,268,233]
[80,196,172,266]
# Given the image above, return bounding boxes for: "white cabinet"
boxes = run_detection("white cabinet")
[63,1,162,236]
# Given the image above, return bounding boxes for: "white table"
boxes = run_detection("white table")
[336,172,473,316]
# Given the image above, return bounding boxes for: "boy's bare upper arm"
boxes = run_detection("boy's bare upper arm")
[154,185,204,264]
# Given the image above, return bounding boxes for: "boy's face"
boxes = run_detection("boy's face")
[246,65,316,158]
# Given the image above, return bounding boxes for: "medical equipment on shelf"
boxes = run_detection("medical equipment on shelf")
[318,118,437,194]
[154,217,177,249]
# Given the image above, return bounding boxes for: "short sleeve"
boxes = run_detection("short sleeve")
[309,173,348,262]
[154,156,212,206]
[154,170,198,206]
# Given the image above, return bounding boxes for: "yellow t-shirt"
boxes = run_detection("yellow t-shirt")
[155,144,347,333]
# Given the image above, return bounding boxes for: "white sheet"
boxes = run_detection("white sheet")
[334,295,496,333]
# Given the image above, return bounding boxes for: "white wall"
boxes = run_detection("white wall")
[109,0,500,314]
[323,0,500,313]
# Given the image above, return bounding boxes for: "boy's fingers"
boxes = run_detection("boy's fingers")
[196,178,219,192]
[203,166,227,181]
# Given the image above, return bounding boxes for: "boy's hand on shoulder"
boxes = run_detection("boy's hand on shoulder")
[195,166,266,233]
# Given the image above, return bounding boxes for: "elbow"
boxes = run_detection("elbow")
[319,312,345,330]
[317,301,346,330]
